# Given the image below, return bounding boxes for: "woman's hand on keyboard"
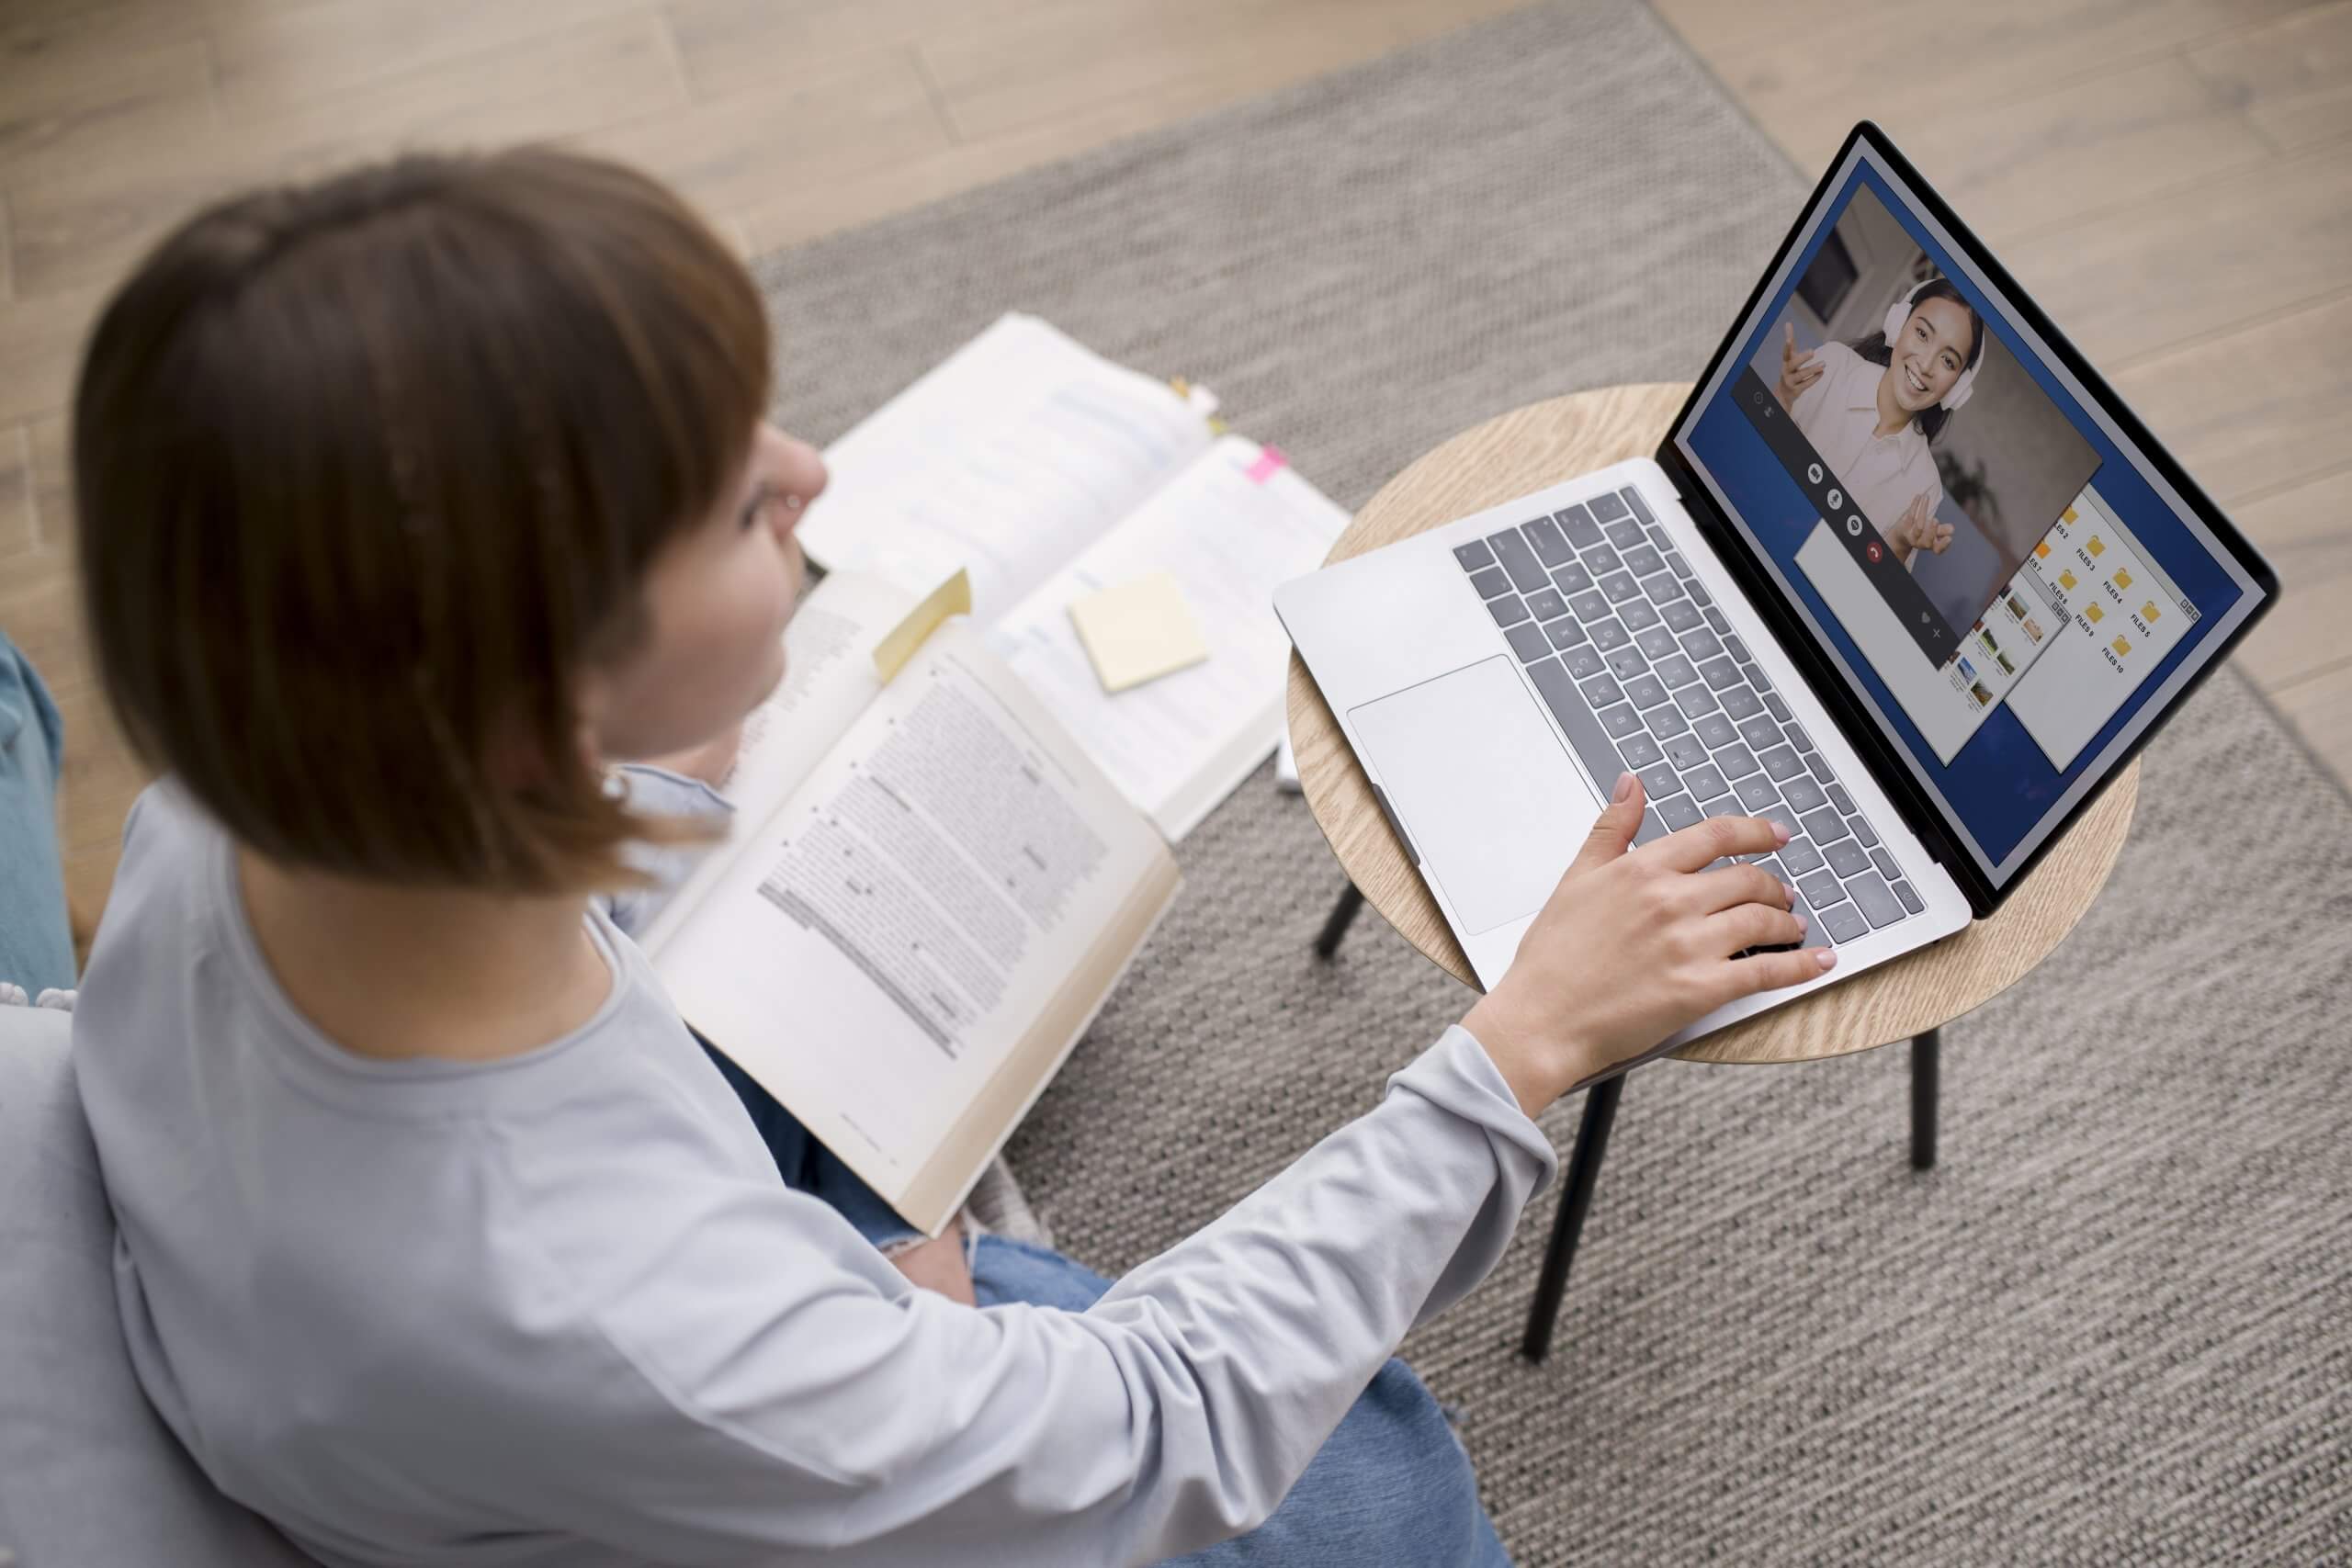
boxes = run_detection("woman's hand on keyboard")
[1461,773,1835,1119]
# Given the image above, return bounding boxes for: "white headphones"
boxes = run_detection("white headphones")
[1883,279,1980,412]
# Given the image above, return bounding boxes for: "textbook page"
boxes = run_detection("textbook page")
[989,435,1351,839]
[797,313,1215,619]
[638,570,915,958]
[650,620,1179,1232]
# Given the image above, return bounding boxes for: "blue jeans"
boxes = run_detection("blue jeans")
[0,632,74,996]
[706,1046,1512,1566]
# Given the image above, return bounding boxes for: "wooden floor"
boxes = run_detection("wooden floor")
[4,0,2346,939]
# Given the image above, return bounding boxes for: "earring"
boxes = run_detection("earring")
[784,493,804,511]
[601,773,627,802]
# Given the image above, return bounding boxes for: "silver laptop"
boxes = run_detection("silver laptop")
[1276,124,2276,1065]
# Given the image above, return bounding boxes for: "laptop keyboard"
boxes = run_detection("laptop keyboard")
[1451,485,1920,946]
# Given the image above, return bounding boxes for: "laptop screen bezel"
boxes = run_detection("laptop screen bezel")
[1654,121,2277,918]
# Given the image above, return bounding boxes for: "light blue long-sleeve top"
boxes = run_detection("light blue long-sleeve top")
[73,780,1558,1566]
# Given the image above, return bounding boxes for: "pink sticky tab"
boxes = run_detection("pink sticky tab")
[1244,445,1289,484]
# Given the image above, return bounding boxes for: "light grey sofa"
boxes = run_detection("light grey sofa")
[0,1002,313,1567]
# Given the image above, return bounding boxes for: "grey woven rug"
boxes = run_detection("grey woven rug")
[752,3,2352,1560]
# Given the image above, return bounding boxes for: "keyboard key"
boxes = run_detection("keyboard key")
[1825,839,1871,879]
[1669,553,1695,580]
[1564,644,1606,679]
[1645,705,1690,739]
[1781,774,1826,814]
[1664,735,1710,770]
[1589,491,1631,523]
[1620,600,1662,634]
[1737,713,1783,753]
[1759,745,1805,783]
[1720,685,1763,721]
[1621,488,1654,525]
[1869,847,1902,883]
[1568,589,1611,623]
[1806,752,1835,784]
[1637,761,1680,798]
[1848,873,1905,929]
[1734,773,1778,811]
[1555,505,1603,549]
[1681,628,1724,662]
[1454,540,1495,570]
[1552,562,1594,596]
[1743,663,1772,694]
[1826,784,1856,817]
[1695,712,1739,749]
[1701,657,1742,692]
[1716,741,1759,778]
[1525,586,1567,622]
[1521,515,1575,568]
[1724,635,1752,663]
[1487,594,1531,627]
[1643,573,1688,606]
[1583,543,1623,575]
[1763,693,1792,724]
[1634,808,1669,847]
[1662,599,1702,633]
[1850,816,1879,849]
[1682,762,1729,801]
[1526,657,1628,806]
[1758,801,1803,840]
[1688,581,1712,606]
[1544,615,1589,650]
[1505,622,1552,663]
[1487,528,1548,592]
[1635,626,1678,660]
[1626,674,1669,709]
[1788,723,1815,753]
[1893,880,1924,916]
[1799,806,1849,847]
[1599,703,1645,739]
[1605,646,1647,682]
[1780,836,1825,876]
[1623,544,1664,578]
[1654,652,1699,688]
[1580,673,1623,709]
[1469,566,1511,599]
[1600,571,1642,604]
[1619,733,1663,769]
[1797,869,1847,910]
[1704,795,1747,820]
[1589,618,1630,652]
[1821,901,1871,944]
[1657,793,1702,831]
[1677,683,1722,720]
[1602,517,1645,551]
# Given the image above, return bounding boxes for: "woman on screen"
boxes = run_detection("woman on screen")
[1773,276,1984,568]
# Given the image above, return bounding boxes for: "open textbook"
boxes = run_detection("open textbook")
[797,312,1351,840]
[640,571,1182,1236]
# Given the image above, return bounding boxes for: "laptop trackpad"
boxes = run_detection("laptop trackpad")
[1350,656,1600,936]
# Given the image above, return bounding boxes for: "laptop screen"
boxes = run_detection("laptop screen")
[1670,138,2267,889]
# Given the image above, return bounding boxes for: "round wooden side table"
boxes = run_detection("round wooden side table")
[1283,382,2139,1359]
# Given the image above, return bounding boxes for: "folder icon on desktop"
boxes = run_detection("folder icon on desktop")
[2112,636,2132,657]
[2086,603,2104,623]
[2114,568,2133,591]
[2063,507,2078,525]
[2035,540,2052,559]
[2143,601,2161,622]
[2087,535,2106,557]
[2059,570,2077,591]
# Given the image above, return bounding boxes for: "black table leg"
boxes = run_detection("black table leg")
[1910,1027,1939,1170]
[1313,884,1366,959]
[1521,1075,1624,1362]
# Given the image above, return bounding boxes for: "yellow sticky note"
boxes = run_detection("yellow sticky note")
[2063,507,2078,525]
[873,569,972,680]
[2142,601,2162,622]
[2113,568,2133,591]
[2086,603,2104,623]
[2087,535,2106,557]
[2059,570,2077,591]
[2034,540,2052,559]
[1069,571,1209,693]
[2112,635,2132,657]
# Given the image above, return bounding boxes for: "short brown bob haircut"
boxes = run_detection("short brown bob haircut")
[76,149,768,892]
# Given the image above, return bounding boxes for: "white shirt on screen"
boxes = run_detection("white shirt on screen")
[1789,339,1945,565]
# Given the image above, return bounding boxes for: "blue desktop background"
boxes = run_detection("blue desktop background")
[1679,160,2252,875]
